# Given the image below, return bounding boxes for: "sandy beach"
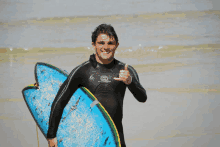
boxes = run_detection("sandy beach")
[1,44,220,147]
[1,0,220,146]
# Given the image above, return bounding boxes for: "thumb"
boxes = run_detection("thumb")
[124,64,128,71]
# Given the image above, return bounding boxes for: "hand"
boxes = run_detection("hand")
[47,138,58,147]
[34,83,39,87]
[114,64,132,85]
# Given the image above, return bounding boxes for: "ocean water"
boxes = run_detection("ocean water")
[1,10,220,48]
[1,0,219,23]
[0,0,220,48]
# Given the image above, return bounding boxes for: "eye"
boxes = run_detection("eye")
[98,42,105,45]
[108,41,116,45]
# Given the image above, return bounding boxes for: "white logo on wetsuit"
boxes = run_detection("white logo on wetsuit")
[89,74,95,81]
[99,75,111,83]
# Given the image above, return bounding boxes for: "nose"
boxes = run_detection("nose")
[103,43,109,50]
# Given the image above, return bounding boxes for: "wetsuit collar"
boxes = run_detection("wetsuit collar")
[89,54,116,69]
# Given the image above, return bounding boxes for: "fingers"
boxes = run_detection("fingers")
[113,77,122,81]
[47,138,58,147]
[119,70,128,74]
[114,75,127,81]
[114,64,129,82]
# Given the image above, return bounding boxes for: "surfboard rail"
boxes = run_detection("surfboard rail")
[22,62,121,147]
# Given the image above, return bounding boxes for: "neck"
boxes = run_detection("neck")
[95,54,114,65]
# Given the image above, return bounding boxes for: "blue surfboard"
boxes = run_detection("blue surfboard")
[22,62,121,147]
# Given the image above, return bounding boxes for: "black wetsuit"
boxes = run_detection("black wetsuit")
[47,54,147,147]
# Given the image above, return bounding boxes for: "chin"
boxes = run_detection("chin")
[100,53,113,60]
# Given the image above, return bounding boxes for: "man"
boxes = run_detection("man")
[47,24,147,147]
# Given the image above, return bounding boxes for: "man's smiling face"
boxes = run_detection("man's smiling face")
[92,33,119,63]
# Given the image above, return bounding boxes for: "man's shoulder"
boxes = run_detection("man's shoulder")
[115,59,136,71]
[69,60,91,75]
[115,59,126,68]
[79,60,91,68]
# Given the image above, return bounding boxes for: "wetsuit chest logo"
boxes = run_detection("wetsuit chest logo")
[99,75,111,83]
[89,74,95,81]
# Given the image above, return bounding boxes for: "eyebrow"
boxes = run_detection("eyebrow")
[98,41,115,44]
[108,41,114,44]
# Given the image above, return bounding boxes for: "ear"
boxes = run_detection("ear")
[92,42,96,50]
[116,42,119,48]
[114,42,119,51]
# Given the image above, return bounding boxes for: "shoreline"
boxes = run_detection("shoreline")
[1,43,220,61]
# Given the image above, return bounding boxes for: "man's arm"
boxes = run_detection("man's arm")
[47,65,82,139]
[127,65,147,102]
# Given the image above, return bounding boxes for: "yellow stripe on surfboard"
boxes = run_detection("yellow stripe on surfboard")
[82,87,121,147]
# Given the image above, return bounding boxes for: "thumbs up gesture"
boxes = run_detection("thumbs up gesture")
[114,64,132,85]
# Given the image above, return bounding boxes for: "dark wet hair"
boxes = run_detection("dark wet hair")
[92,24,119,44]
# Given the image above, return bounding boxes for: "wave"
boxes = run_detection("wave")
[1,10,220,26]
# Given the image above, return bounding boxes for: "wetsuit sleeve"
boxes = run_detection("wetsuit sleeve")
[127,65,147,102]
[47,66,82,138]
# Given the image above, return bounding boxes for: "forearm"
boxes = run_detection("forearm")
[47,68,82,138]
[128,79,147,102]
[47,87,72,138]
[127,65,147,102]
